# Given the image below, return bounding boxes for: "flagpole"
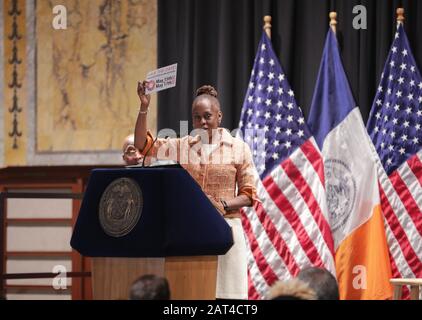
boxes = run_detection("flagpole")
[397,7,404,26]
[329,12,337,34]
[263,15,272,39]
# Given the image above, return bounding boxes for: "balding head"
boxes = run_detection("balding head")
[122,134,135,153]
[122,134,143,165]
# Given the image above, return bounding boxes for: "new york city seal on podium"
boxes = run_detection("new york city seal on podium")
[99,177,143,237]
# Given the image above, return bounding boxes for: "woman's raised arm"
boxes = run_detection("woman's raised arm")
[134,81,151,151]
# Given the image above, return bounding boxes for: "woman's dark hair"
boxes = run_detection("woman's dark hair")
[193,85,220,110]
[196,85,218,98]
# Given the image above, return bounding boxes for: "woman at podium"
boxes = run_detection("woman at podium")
[134,81,258,299]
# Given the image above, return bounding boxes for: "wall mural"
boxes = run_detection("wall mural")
[36,0,157,153]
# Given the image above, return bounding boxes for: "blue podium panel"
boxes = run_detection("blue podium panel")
[71,167,233,257]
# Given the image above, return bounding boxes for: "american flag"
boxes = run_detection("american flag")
[238,32,336,299]
[366,23,422,296]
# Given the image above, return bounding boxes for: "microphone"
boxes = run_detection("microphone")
[141,136,158,167]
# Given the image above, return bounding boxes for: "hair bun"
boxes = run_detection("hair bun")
[196,85,218,98]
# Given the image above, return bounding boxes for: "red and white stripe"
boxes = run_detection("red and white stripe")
[377,150,422,298]
[242,138,336,299]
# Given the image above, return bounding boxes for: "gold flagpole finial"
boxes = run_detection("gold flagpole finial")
[263,16,272,39]
[329,12,337,33]
[397,8,405,24]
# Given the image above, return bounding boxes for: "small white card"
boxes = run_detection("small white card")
[145,63,178,94]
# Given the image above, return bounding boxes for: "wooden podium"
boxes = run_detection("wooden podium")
[71,167,233,300]
[91,256,218,300]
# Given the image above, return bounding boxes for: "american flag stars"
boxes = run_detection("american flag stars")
[367,24,422,174]
[239,36,310,178]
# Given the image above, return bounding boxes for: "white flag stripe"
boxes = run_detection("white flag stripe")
[289,139,327,210]
[285,149,336,272]
[383,188,421,256]
[242,205,293,281]
[270,158,334,271]
[378,165,421,250]
[384,218,416,279]
[303,137,327,190]
[383,197,422,265]
[243,234,271,299]
[308,137,327,186]
[248,212,293,280]
[270,167,325,263]
[382,183,421,279]
[397,163,422,211]
[291,164,330,236]
[374,157,419,280]
[413,151,422,186]
[413,150,422,186]
[253,174,313,268]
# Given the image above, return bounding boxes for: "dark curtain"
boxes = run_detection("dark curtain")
[157,0,422,133]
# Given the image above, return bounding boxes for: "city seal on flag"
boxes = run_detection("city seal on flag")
[99,177,143,237]
[325,159,356,232]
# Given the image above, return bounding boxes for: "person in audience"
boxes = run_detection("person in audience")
[129,274,170,300]
[297,267,340,300]
[268,278,317,300]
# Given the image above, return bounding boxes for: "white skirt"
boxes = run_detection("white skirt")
[216,218,248,299]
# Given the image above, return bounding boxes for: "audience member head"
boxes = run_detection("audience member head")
[129,274,170,300]
[122,134,143,165]
[268,278,317,300]
[297,267,339,300]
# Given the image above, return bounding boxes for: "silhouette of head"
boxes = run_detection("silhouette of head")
[129,274,170,300]
[297,267,339,300]
[268,278,317,300]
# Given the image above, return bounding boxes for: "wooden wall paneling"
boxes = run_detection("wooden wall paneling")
[4,184,73,299]
[0,165,120,299]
